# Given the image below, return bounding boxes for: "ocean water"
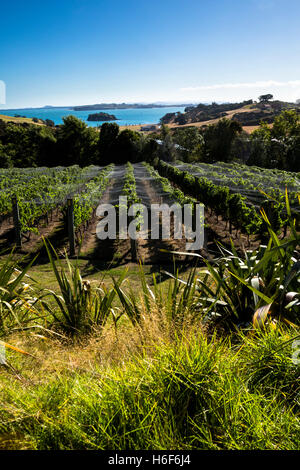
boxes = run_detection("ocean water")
[0,106,186,127]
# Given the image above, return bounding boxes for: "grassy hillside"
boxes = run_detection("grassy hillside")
[0,114,45,126]
[162,100,300,132]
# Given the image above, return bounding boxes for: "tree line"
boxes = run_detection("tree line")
[0,116,159,168]
[0,109,299,172]
[159,109,300,172]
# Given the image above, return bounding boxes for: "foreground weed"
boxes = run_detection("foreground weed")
[42,239,124,335]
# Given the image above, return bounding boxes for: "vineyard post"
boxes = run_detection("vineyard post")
[12,196,22,248]
[67,198,75,256]
[191,203,200,254]
[192,202,196,233]
[192,202,207,252]
[159,196,163,239]
[128,213,137,262]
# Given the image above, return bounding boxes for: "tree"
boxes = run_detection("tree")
[174,112,188,125]
[172,127,205,162]
[258,94,273,103]
[0,119,60,168]
[271,110,300,171]
[114,129,141,164]
[248,110,300,170]
[160,123,171,140]
[272,109,300,139]
[248,121,273,167]
[141,138,159,163]
[229,133,252,163]
[0,142,12,167]
[98,122,119,164]
[285,134,300,171]
[203,118,243,162]
[251,121,272,141]
[35,127,57,166]
[56,115,97,166]
[157,124,177,162]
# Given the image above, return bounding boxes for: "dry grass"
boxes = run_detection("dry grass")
[1,320,299,450]
[2,303,203,385]
[242,123,273,133]
[167,105,261,130]
[117,110,272,134]
[0,114,45,126]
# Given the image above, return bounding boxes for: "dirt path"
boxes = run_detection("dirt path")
[0,216,14,250]
[81,164,197,266]
[134,164,195,264]
[79,177,129,262]
[80,168,132,265]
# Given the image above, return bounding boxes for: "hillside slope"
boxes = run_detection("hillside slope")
[0,114,45,126]
[161,100,300,131]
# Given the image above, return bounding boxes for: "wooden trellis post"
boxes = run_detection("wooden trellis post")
[12,197,22,248]
[128,213,137,262]
[67,198,75,256]
[191,202,207,252]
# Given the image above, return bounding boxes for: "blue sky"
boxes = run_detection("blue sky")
[1,0,300,108]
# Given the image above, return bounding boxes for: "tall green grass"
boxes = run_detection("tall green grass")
[112,264,200,328]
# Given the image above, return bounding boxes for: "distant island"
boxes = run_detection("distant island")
[0,103,194,113]
[87,112,117,122]
[73,103,193,111]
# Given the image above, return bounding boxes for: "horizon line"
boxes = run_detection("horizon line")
[0,101,196,111]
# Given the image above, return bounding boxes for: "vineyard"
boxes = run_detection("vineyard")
[157,160,300,237]
[0,161,299,262]
[0,165,113,231]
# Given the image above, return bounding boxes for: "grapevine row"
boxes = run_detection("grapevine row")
[155,160,284,235]
[143,162,197,207]
[72,164,114,229]
[0,166,105,234]
[173,161,299,207]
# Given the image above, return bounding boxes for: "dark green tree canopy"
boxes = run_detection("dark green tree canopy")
[249,109,300,170]
[259,94,273,103]
[98,122,120,164]
[56,115,98,166]
[203,118,243,162]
